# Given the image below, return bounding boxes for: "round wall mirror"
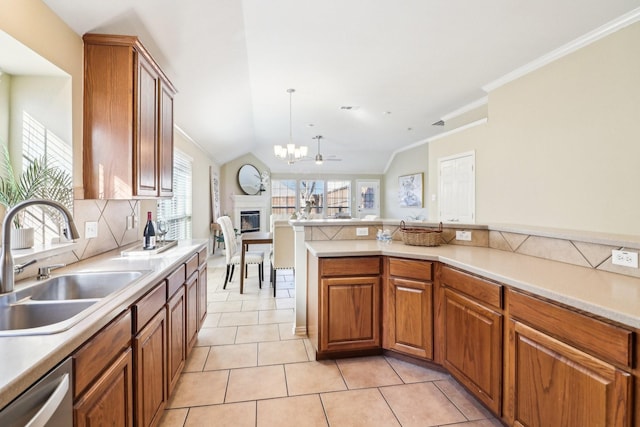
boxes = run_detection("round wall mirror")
[238,164,262,195]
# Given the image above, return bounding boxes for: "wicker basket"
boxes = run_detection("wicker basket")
[399,221,443,247]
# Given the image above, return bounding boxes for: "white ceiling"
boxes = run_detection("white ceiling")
[41,0,640,173]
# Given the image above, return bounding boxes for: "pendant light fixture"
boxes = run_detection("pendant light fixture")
[273,88,308,164]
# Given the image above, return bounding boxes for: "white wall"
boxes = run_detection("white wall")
[9,75,72,165]
[426,22,640,235]
[383,143,428,220]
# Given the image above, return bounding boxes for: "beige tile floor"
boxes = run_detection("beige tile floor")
[159,250,503,427]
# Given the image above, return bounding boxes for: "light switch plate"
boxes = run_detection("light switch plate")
[456,230,472,241]
[85,221,98,239]
[356,227,368,236]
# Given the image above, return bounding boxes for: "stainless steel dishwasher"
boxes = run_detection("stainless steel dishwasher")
[0,357,73,426]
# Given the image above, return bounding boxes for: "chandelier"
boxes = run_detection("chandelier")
[274,88,308,164]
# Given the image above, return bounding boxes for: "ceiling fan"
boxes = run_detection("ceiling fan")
[304,135,342,165]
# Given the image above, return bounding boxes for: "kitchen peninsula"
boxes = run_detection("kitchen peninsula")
[294,219,640,425]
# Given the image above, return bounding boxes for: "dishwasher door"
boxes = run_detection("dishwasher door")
[0,357,73,427]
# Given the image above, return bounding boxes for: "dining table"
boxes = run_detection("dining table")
[240,231,273,294]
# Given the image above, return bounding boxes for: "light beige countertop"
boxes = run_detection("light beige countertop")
[306,240,640,330]
[0,239,207,409]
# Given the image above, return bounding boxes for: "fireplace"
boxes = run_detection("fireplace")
[231,195,269,233]
[240,210,260,233]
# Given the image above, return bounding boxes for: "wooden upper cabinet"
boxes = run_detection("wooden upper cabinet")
[83,34,176,199]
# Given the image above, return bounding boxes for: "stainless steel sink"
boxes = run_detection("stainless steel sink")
[30,271,145,300]
[0,270,149,336]
[0,300,97,333]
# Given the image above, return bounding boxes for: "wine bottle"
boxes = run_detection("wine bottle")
[143,211,156,250]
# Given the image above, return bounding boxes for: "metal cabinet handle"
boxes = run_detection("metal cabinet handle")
[25,373,69,427]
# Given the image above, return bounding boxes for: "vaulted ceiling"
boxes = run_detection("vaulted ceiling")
[42,0,640,173]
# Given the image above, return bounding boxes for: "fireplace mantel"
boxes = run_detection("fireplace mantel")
[231,195,269,232]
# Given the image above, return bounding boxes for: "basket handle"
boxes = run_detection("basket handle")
[400,220,406,230]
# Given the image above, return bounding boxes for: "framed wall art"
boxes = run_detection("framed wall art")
[398,172,423,208]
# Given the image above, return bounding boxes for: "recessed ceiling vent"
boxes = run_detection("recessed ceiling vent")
[432,119,445,126]
[340,106,360,110]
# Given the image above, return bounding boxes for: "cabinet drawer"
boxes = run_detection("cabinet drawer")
[508,290,632,367]
[73,310,132,398]
[133,281,167,333]
[185,253,198,278]
[198,247,207,267]
[166,264,186,298]
[440,266,502,309]
[320,256,380,277]
[388,258,432,281]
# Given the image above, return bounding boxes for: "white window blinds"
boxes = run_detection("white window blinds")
[157,149,192,240]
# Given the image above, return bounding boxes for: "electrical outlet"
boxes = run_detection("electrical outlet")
[612,250,638,268]
[356,227,369,236]
[85,221,98,239]
[456,230,472,241]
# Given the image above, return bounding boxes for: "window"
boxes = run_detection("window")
[299,180,324,215]
[270,179,297,216]
[326,180,351,217]
[21,112,73,246]
[270,179,352,218]
[157,149,192,239]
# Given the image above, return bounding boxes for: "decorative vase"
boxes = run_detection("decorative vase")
[11,228,35,249]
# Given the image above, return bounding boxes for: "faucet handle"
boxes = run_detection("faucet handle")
[14,259,37,274]
[37,264,66,280]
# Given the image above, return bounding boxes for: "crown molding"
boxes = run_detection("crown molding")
[427,118,488,143]
[483,7,640,93]
[441,96,488,122]
[383,118,488,173]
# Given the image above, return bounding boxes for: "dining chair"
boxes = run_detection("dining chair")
[216,216,264,289]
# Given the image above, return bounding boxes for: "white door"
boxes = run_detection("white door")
[439,152,475,223]
[355,180,380,218]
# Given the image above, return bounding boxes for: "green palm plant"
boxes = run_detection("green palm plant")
[0,145,72,228]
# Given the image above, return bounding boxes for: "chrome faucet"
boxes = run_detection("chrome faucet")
[0,199,80,293]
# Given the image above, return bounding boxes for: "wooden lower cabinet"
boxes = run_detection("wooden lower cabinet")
[73,310,133,426]
[134,308,168,427]
[185,273,199,354]
[74,348,134,427]
[197,262,208,327]
[383,258,433,360]
[510,320,631,427]
[167,287,186,396]
[320,275,381,353]
[439,266,503,415]
[310,256,382,357]
[508,290,633,427]
[442,287,502,414]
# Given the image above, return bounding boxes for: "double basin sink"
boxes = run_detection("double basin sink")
[0,271,148,336]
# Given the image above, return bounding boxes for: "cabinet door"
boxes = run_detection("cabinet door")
[135,54,159,197]
[134,309,167,427]
[384,277,433,359]
[511,321,631,427]
[185,274,198,354]
[74,348,133,427]
[320,276,380,353]
[442,288,502,414]
[197,265,208,328]
[167,287,186,396]
[158,82,174,197]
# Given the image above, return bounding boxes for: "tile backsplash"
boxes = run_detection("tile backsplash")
[302,221,640,279]
[71,199,141,260]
